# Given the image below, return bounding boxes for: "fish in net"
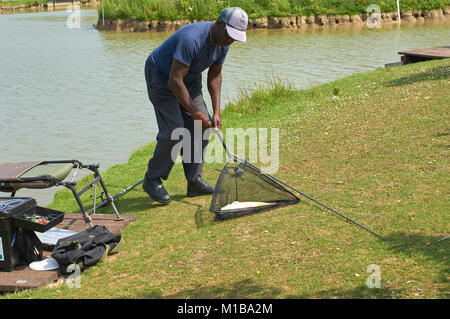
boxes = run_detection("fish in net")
[210,161,300,220]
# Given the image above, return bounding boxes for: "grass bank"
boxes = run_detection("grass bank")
[100,0,450,21]
[3,58,450,299]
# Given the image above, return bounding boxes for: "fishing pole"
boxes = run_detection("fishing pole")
[95,178,144,210]
[210,122,410,254]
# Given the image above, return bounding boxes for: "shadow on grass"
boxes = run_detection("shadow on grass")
[435,131,450,138]
[143,279,284,299]
[99,196,166,214]
[384,232,449,265]
[434,131,450,150]
[194,205,216,228]
[87,193,204,215]
[170,194,204,209]
[396,230,447,247]
[385,232,449,298]
[383,65,450,87]
[141,280,403,299]
[288,285,403,299]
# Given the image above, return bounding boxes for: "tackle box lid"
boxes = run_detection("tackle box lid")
[0,197,37,220]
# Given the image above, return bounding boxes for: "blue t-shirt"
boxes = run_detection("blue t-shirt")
[149,22,229,86]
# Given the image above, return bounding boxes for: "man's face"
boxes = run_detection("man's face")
[218,21,235,47]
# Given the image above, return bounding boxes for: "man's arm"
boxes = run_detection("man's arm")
[167,58,211,130]
[207,63,223,130]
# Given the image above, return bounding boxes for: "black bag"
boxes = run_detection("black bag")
[51,225,121,275]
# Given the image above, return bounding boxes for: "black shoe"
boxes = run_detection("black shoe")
[187,176,215,197]
[142,178,171,204]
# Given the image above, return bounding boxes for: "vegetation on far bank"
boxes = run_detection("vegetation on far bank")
[2,58,449,299]
[0,0,97,9]
[0,0,47,7]
[100,0,450,21]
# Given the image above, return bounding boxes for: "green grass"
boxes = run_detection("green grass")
[99,0,450,21]
[2,58,449,299]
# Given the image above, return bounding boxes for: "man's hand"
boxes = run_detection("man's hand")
[212,113,222,130]
[192,111,212,131]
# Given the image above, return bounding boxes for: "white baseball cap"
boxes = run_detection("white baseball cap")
[219,7,248,42]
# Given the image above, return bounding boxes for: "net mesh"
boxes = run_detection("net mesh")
[210,161,300,220]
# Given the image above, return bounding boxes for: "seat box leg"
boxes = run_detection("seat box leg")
[92,168,123,221]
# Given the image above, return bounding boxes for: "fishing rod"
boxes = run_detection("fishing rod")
[209,120,409,253]
[95,178,144,210]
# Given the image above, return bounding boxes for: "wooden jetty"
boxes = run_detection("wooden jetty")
[47,0,80,9]
[0,213,135,293]
[386,46,450,67]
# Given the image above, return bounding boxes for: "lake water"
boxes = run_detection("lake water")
[0,8,449,205]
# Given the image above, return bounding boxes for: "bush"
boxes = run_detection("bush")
[100,0,450,21]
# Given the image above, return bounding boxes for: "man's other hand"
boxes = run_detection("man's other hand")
[212,113,222,130]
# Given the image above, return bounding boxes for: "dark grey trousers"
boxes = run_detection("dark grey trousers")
[144,59,210,182]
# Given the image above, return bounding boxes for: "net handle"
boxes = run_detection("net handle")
[214,127,238,162]
[207,113,241,163]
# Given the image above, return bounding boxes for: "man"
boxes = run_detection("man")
[143,7,248,203]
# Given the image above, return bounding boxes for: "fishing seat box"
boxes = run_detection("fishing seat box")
[0,197,65,272]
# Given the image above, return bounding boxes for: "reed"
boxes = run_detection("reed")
[0,0,48,7]
[99,0,450,21]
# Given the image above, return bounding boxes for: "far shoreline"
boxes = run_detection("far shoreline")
[95,8,450,32]
[0,0,99,13]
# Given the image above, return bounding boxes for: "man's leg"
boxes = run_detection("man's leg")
[180,93,210,182]
[146,102,184,181]
[180,94,215,197]
[143,60,184,202]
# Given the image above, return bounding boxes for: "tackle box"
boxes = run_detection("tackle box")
[0,197,65,271]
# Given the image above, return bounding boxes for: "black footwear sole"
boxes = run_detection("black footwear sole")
[150,195,172,204]
[187,192,214,198]
[142,179,171,204]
